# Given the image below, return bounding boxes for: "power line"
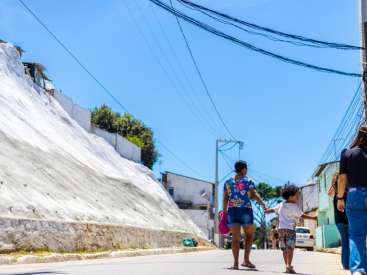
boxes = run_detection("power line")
[220,150,288,184]
[124,0,220,137]
[219,170,234,183]
[17,0,129,114]
[149,0,361,78]
[219,151,235,172]
[319,81,364,164]
[146,2,223,136]
[320,84,362,162]
[178,1,323,49]
[156,140,201,176]
[18,0,201,178]
[147,2,223,136]
[178,0,363,51]
[219,142,238,152]
[169,0,237,140]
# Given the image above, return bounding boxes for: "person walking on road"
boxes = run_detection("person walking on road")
[337,126,367,275]
[270,225,279,250]
[223,160,267,270]
[328,172,349,270]
[265,184,317,274]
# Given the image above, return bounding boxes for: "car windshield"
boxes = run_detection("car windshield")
[296,228,310,234]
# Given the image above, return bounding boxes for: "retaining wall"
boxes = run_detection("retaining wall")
[0,218,201,253]
[54,90,141,163]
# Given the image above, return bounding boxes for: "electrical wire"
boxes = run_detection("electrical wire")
[178,1,325,48]
[18,0,202,178]
[218,142,238,152]
[320,84,362,162]
[220,150,288,184]
[147,2,223,136]
[319,81,365,164]
[169,0,237,140]
[156,140,202,176]
[149,0,361,78]
[123,1,218,137]
[178,0,363,51]
[18,0,130,113]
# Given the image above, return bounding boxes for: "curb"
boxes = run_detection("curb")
[316,248,341,255]
[0,246,215,266]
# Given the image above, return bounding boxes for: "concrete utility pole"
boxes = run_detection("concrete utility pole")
[360,0,367,120]
[213,139,244,247]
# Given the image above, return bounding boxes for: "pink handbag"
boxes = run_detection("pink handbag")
[218,211,230,235]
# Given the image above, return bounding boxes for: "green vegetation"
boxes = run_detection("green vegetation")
[253,182,282,249]
[91,105,158,169]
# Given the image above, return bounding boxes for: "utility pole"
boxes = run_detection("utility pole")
[360,0,367,120]
[213,139,244,247]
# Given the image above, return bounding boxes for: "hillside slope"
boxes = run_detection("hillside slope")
[0,43,204,251]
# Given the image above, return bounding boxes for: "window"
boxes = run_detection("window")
[324,176,327,190]
[296,228,310,234]
[168,187,174,198]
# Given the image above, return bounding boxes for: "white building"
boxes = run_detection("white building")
[162,171,214,240]
[300,180,319,237]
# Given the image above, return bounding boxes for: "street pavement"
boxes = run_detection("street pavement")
[0,249,348,275]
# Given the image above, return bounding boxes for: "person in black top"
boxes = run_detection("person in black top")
[328,172,349,270]
[337,126,367,275]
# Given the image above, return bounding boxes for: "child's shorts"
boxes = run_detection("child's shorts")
[278,229,296,251]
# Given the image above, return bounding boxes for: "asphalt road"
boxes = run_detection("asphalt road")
[0,250,347,275]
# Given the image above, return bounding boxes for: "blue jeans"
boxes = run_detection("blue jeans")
[346,188,367,274]
[227,207,254,227]
[336,223,349,270]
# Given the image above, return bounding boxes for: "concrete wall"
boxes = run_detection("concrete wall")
[116,135,141,163]
[54,91,73,117]
[72,104,91,132]
[301,183,318,213]
[0,217,202,253]
[54,91,141,163]
[92,127,116,149]
[315,163,340,248]
[183,210,209,239]
[54,91,91,132]
[303,210,317,237]
[318,163,338,214]
[166,173,213,206]
[316,224,340,249]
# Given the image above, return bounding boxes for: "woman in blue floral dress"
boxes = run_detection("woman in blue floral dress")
[223,160,267,270]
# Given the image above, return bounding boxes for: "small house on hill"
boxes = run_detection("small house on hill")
[300,180,318,237]
[162,171,214,240]
[313,161,340,249]
[23,62,50,90]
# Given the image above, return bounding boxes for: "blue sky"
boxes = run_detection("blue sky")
[0,0,361,189]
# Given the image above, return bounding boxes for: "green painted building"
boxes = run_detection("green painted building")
[313,161,341,249]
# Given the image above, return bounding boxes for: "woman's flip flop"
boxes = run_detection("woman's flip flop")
[241,262,256,269]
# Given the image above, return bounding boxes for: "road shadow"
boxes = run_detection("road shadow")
[222,268,311,275]
[223,267,259,272]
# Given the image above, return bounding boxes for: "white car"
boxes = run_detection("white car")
[295,227,314,251]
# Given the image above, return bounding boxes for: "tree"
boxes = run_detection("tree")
[91,105,118,133]
[91,105,158,169]
[252,182,282,249]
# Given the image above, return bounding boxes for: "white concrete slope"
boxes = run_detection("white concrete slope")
[0,43,204,239]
